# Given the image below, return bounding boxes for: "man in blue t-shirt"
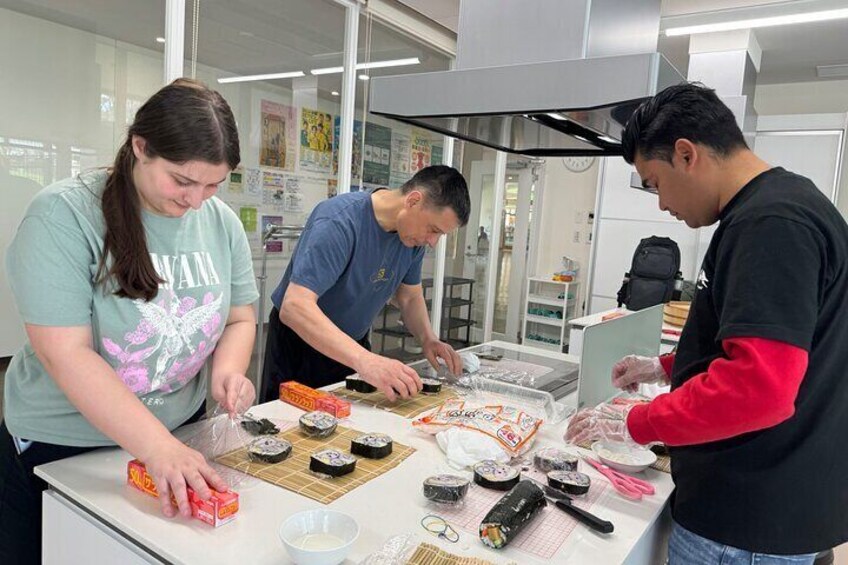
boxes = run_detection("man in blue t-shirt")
[261,166,471,402]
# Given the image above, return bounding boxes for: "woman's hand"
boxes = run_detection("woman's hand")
[141,438,229,518]
[211,372,255,418]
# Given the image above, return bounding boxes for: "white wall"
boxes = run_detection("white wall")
[755,79,848,115]
[535,157,600,315]
[755,80,848,220]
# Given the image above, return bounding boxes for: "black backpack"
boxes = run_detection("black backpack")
[616,236,682,311]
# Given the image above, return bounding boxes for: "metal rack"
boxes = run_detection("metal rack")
[373,276,476,360]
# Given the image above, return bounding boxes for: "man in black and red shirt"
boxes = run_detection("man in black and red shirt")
[566,83,848,564]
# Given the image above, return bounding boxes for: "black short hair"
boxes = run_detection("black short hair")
[622,82,748,164]
[401,165,470,226]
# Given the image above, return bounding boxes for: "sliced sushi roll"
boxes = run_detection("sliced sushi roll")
[479,480,547,549]
[299,410,338,438]
[533,447,578,473]
[422,475,471,504]
[547,470,591,495]
[421,378,442,394]
[309,449,357,477]
[345,376,377,393]
[247,437,292,464]
[473,460,520,491]
[350,433,393,459]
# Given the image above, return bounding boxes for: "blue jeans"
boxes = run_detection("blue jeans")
[669,520,817,565]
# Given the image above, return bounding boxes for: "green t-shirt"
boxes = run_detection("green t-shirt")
[4,170,259,447]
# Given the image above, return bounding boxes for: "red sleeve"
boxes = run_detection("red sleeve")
[627,337,808,446]
[659,353,675,377]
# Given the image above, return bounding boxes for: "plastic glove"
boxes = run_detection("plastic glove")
[564,403,635,446]
[612,355,668,393]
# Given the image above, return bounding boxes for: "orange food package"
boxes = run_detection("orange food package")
[126,459,239,527]
[279,381,351,418]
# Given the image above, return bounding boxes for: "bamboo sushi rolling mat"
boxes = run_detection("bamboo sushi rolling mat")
[407,543,499,565]
[576,441,671,473]
[216,424,415,504]
[333,386,459,418]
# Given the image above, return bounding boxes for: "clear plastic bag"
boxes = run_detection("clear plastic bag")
[455,375,574,424]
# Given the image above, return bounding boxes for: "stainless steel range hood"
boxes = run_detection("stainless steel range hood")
[370,0,684,157]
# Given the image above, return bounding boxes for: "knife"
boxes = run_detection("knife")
[539,482,614,534]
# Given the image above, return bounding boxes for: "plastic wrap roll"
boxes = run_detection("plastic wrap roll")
[479,480,547,549]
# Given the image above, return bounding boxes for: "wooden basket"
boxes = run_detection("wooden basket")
[663,301,691,327]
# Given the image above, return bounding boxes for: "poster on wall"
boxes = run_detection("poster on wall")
[431,144,444,166]
[261,214,283,252]
[327,178,338,198]
[227,168,244,194]
[389,132,412,188]
[262,170,286,209]
[260,100,296,171]
[362,122,391,186]
[284,176,303,212]
[410,130,432,174]
[299,108,334,173]
[244,167,263,202]
[333,116,363,180]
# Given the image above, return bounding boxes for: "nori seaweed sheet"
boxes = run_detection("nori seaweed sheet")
[479,480,547,549]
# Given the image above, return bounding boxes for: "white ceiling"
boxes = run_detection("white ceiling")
[2,0,847,86]
[398,0,848,84]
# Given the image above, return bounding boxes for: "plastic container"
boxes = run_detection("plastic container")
[456,375,574,424]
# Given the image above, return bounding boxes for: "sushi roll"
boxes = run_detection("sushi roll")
[247,437,292,464]
[350,433,393,459]
[309,449,357,477]
[345,376,377,393]
[547,470,591,495]
[479,480,547,549]
[422,475,471,504]
[473,460,521,491]
[534,448,578,473]
[421,378,442,394]
[299,410,338,438]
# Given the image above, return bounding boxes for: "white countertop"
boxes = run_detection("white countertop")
[35,341,673,565]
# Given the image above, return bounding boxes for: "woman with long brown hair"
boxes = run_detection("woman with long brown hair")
[1,79,258,563]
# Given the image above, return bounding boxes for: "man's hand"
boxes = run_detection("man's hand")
[564,403,636,446]
[423,338,462,376]
[612,355,668,393]
[354,351,422,402]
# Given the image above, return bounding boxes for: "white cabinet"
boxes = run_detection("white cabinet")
[521,278,579,352]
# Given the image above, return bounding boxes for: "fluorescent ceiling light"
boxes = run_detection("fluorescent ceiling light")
[665,8,848,36]
[545,112,567,120]
[817,63,848,79]
[217,71,305,84]
[311,66,344,75]
[310,57,420,76]
[358,57,420,70]
[155,37,165,43]
[358,75,370,81]
[331,91,340,96]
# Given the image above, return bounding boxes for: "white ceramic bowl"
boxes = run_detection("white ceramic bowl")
[592,441,657,473]
[279,509,359,565]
